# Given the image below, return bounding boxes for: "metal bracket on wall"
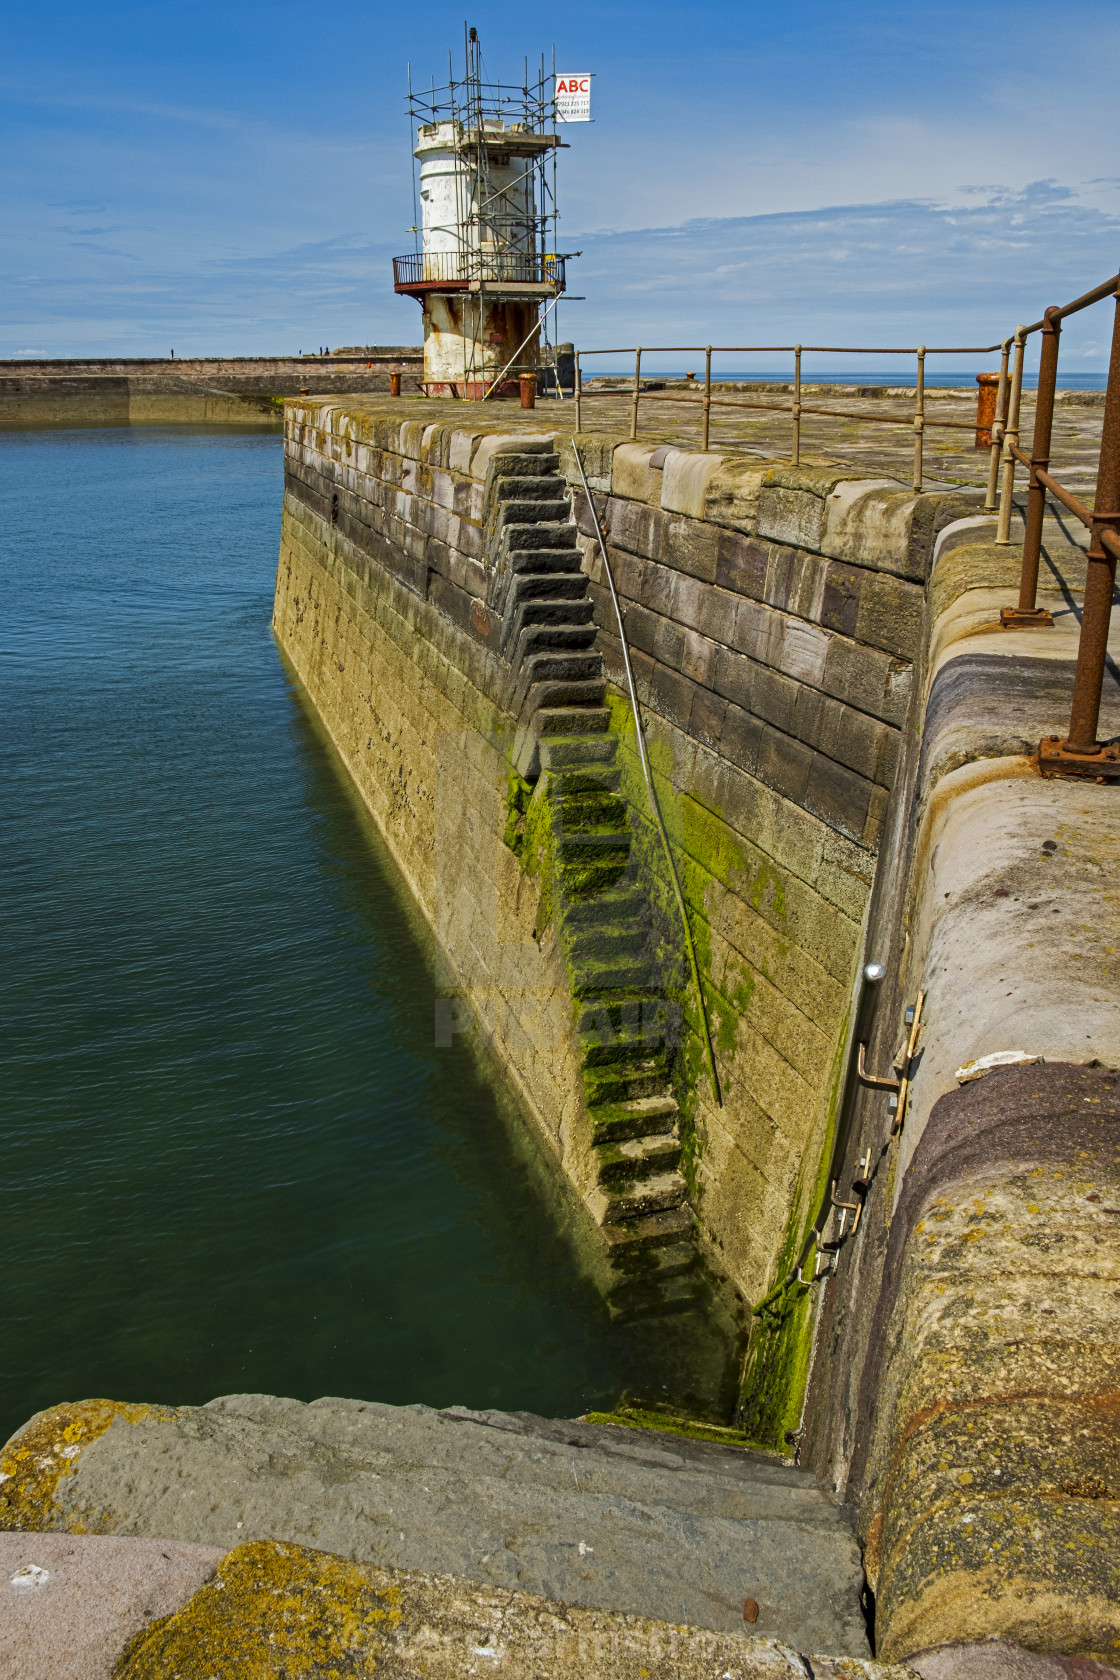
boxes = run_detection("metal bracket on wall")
[750,977,928,1319]
[856,1043,902,1092]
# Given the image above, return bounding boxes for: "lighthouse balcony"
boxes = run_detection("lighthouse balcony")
[392,252,566,299]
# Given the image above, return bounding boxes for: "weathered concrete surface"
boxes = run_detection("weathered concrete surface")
[110,1537,886,1680]
[799,511,1120,1661]
[857,1063,1120,1661]
[909,1641,1120,1680]
[0,1534,911,1680]
[0,1532,223,1680]
[0,1393,870,1657]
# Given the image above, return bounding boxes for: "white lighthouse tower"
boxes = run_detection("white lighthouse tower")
[393,30,570,398]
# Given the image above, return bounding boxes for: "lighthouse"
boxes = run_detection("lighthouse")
[393,30,570,398]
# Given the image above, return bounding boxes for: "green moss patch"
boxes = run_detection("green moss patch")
[582,1402,782,1456]
[115,1539,401,1679]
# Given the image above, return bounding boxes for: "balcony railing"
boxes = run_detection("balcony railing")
[392,251,566,294]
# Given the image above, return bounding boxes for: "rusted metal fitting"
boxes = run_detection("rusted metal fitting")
[389,371,402,397]
[1000,604,1054,628]
[975,372,1000,448]
[857,1042,901,1092]
[1038,735,1120,781]
[519,372,536,410]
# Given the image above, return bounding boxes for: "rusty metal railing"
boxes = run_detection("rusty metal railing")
[987,273,1120,780]
[571,341,998,494]
[569,278,1120,784]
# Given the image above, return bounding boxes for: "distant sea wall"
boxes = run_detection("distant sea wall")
[0,352,423,428]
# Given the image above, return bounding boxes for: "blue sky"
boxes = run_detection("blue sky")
[2,0,1118,366]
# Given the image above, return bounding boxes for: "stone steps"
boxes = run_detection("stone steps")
[593,1132,682,1184]
[512,624,598,670]
[564,883,647,924]
[493,472,569,501]
[493,497,573,528]
[508,598,595,646]
[555,855,630,897]
[590,1168,690,1224]
[501,524,582,555]
[601,1203,693,1250]
[552,763,623,795]
[539,733,616,769]
[485,450,562,478]
[555,826,632,860]
[564,920,648,962]
[517,678,607,722]
[516,650,602,691]
[513,595,594,624]
[508,572,587,605]
[589,1095,680,1144]
[610,1235,697,1279]
[534,703,611,736]
[489,462,694,1290]
[503,546,585,577]
[584,1056,673,1105]
[556,800,630,839]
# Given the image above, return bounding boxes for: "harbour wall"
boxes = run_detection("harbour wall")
[271,395,1120,1662]
[0,351,422,427]
[270,401,961,1318]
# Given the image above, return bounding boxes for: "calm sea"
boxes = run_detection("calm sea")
[0,426,737,1444]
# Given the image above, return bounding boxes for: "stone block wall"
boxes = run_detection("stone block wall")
[274,409,584,1159]
[557,440,974,1435]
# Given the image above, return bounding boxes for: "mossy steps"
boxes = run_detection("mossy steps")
[490,447,696,1316]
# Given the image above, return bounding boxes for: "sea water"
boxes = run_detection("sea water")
[0,427,738,1444]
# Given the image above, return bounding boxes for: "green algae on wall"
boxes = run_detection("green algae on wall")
[736,1007,851,1449]
[600,685,868,1447]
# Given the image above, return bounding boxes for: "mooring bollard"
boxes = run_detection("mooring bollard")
[975,371,999,448]
[389,371,401,397]
[519,373,536,409]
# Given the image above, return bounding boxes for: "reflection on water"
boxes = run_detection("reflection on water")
[0,426,740,1445]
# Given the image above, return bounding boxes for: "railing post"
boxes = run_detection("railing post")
[574,352,581,431]
[630,347,642,441]
[975,372,1000,448]
[792,345,802,466]
[1003,306,1061,627]
[1039,280,1120,781]
[996,329,1027,544]
[984,338,1011,513]
[702,345,712,452]
[912,346,925,493]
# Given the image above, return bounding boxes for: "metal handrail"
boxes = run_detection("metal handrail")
[572,341,996,492]
[566,270,1120,782]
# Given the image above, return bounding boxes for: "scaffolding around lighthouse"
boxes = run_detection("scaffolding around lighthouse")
[393,28,573,398]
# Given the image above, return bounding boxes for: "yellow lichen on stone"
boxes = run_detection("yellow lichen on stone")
[0,1400,180,1533]
[114,1539,401,1679]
